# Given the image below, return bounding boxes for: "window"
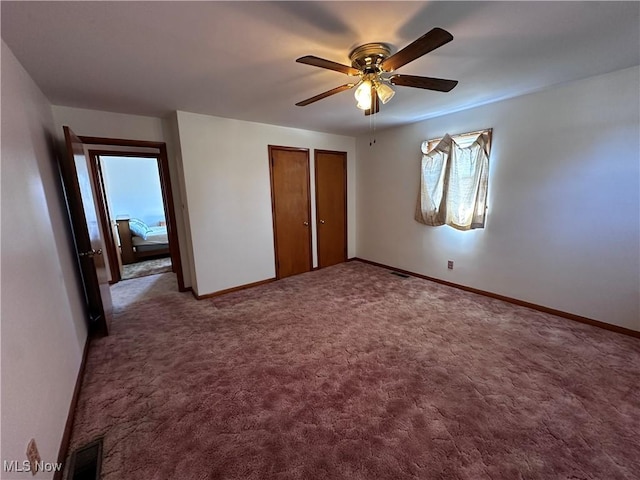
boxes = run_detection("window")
[415,129,492,231]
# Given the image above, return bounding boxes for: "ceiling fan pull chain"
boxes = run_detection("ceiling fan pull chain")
[369,110,373,146]
[369,107,377,146]
[373,112,377,144]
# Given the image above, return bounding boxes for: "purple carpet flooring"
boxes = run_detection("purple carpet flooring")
[66,261,640,479]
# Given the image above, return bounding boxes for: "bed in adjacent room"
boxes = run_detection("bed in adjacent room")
[116,218,170,264]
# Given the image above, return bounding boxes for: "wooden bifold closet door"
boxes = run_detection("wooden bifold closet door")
[315,150,347,268]
[269,146,313,279]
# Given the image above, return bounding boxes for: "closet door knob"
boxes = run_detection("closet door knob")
[303,221,309,226]
[320,220,325,224]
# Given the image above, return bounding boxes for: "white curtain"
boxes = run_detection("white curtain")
[415,131,490,230]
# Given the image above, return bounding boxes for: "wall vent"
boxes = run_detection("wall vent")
[391,271,410,278]
[68,438,103,480]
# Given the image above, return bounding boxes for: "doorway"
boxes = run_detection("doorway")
[91,152,173,282]
[80,135,185,292]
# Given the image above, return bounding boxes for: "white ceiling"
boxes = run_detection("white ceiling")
[2,1,639,136]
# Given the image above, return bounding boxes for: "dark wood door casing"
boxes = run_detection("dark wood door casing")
[269,145,313,279]
[78,137,185,293]
[88,152,121,284]
[315,150,348,268]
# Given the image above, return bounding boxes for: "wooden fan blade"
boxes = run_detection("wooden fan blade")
[381,27,453,72]
[295,83,356,106]
[296,55,360,76]
[365,84,380,116]
[390,74,458,92]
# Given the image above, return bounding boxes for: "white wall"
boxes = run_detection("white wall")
[101,156,166,226]
[162,113,197,291]
[51,106,166,142]
[176,111,357,296]
[1,41,88,479]
[356,66,640,331]
[51,106,193,288]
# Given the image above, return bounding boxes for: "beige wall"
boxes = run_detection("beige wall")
[356,66,640,331]
[176,111,357,296]
[162,113,197,292]
[1,41,88,478]
[50,106,166,142]
[50,106,193,288]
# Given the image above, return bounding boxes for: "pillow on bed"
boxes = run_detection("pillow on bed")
[129,218,152,240]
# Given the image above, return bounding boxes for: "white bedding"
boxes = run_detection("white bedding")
[132,226,168,246]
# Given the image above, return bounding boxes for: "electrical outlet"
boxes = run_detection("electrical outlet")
[26,438,41,475]
[447,260,454,270]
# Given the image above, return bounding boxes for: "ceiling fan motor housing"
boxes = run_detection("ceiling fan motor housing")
[349,43,392,73]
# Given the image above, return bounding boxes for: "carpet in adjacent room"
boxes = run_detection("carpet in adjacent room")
[121,257,172,280]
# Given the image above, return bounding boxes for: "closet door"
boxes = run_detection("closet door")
[269,146,312,279]
[315,150,347,268]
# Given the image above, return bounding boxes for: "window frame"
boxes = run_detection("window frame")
[426,128,493,154]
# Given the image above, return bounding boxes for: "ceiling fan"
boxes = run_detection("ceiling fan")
[295,27,458,115]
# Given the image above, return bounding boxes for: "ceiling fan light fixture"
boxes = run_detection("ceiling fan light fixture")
[354,80,372,110]
[376,81,395,104]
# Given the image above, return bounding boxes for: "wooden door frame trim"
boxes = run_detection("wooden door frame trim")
[79,136,186,292]
[268,145,313,279]
[78,135,165,149]
[314,149,348,268]
[87,151,121,284]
